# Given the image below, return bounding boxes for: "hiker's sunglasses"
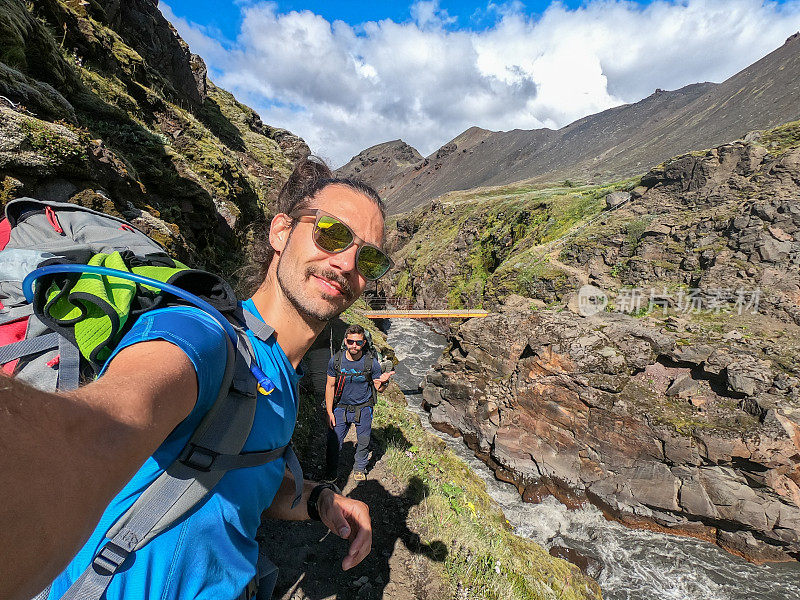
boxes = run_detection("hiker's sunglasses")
[345,338,366,346]
[289,209,394,280]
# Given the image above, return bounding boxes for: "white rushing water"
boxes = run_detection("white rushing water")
[384,317,800,600]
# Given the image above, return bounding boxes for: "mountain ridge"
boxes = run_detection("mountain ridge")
[342,33,800,214]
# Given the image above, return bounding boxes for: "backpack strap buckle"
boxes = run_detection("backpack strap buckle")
[178,444,219,472]
[241,575,258,600]
[93,541,129,575]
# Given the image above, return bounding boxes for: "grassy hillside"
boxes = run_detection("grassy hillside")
[0,0,306,275]
[386,115,800,321]
[386,178,640,308]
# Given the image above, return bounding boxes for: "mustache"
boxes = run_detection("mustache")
[307,266,354,301]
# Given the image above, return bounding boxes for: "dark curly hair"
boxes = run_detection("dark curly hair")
[345,323,366,337]
[240,156,385,295]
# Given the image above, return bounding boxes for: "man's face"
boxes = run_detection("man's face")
[344,334,366,358]
[275,184,385,322]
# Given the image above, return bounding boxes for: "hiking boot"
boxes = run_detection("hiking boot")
[353,471,367,481]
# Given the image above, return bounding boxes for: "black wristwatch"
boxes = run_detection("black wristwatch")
[307,482,340,522]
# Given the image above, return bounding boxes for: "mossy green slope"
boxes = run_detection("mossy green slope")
[0,0,307,275]
[387,178,639,308]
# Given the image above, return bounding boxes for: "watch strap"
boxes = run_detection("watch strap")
[307,482,340,521]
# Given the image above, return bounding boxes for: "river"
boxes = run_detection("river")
[384,317,800,600]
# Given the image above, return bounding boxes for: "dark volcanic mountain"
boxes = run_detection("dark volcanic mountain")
[336,139,422,189]
[350,33,800,214]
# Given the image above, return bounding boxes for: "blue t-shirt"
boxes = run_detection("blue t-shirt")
[327,352,381,406]
[48,299,302,600]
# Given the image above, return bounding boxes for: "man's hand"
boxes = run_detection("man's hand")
[327,410,337,429]
[374,370,395,392]
[317,489,372,570]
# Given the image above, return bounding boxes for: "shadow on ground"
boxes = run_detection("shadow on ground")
[258,422,448,600]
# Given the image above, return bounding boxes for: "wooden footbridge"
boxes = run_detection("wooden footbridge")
[360,297,489,319]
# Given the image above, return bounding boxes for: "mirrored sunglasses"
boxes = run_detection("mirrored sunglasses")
[290,209,393,280]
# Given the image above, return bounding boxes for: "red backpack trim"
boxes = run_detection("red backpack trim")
[0,218,11,251]
[0,317,29,374]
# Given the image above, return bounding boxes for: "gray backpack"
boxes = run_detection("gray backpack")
[0,198,300,600]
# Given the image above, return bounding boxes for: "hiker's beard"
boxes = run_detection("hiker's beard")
[276,246,356,323]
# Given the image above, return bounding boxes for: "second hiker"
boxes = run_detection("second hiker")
[325,324,394,482]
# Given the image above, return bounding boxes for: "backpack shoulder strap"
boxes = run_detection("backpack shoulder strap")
[364,350,376,379]
[364,350,378,406]
[333,349,344,373]
[332,349,346,405]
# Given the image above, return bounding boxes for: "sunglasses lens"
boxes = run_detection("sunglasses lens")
[315,216,353,252]
[358,245,391,280]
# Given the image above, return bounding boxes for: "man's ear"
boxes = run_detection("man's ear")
[269,213,293,253]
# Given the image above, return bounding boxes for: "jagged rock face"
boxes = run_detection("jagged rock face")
[422,301,800,562]
[100,0,208,108]
[0,0,309,274]
[563,140,800,326]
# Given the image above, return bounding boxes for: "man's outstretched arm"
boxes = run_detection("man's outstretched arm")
[0,341,197,600]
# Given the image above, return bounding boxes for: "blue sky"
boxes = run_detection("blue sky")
[165,1,595,40]
[160,1,800,166]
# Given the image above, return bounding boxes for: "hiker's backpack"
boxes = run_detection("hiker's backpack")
[0,198,301,600]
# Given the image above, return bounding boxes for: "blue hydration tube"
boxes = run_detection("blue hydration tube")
[22,264,276,395]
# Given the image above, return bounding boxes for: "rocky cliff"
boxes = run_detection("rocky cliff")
[0,0,308,274]
[422,299,800,562]
[396,121,800,562]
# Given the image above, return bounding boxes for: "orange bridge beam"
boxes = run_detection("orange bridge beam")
[361,309,489,319]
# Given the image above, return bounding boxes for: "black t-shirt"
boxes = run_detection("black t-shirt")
[328,353,381,405]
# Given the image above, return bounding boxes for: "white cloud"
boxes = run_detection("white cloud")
[160,0,800,167]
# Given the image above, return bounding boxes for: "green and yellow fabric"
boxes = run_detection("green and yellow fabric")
[34,251,232,368]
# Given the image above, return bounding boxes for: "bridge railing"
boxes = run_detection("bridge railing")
[362,296,414,310]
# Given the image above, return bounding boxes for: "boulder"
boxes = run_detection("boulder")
[605,191,631,209]
[666,374,698,398]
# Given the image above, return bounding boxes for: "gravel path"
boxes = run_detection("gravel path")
[259,419,450,600]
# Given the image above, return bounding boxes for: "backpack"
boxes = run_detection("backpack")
[0,198,301,600]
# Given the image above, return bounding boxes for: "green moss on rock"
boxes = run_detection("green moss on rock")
[758,119,800,155]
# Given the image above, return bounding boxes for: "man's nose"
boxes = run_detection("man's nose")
[328,244,359,273]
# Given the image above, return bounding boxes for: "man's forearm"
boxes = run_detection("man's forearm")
[263,471,322,521]
[263,470,372,571]
[325,385,335,414]
[0,375,138,600]
[0,340,197,600]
